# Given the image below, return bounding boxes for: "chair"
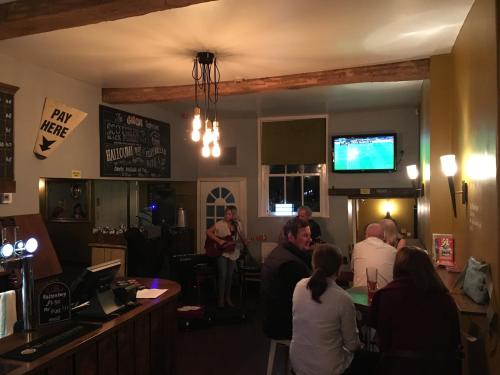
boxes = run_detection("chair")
[266,339,290,375]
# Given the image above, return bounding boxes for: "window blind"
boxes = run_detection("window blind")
[261,117,327,165]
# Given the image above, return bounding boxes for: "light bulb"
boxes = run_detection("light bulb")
[191,129,201,142]
[212,142,221,157]
[192,114,201,130]
[14,240,25,254]
[440,154,457,177]
[406,165,419,180]
[203,128,213,145]
[201,145,211,158]
[213,121,220,140]
[25,238,38,253]
[0,243,14,258]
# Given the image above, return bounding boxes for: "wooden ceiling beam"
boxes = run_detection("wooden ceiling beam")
[102,58,430,104]
[0,0,215,40]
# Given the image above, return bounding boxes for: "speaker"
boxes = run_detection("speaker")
[168,227,194,256]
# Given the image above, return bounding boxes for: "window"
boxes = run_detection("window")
[258,116,329,217]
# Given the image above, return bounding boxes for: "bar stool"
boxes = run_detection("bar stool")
[266,339,291,375]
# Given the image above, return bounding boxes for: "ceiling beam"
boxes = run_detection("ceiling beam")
[102,58,430,104]
[0,0,215,40]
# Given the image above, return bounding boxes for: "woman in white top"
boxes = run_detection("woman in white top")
[290,244,360,375]
[206,205,247,308]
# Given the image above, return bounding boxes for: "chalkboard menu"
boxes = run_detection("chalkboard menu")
[0,82,18,190]
[38,282,71,325]
[99,105,170,178]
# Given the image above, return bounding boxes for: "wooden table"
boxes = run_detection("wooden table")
[0,278,180,375]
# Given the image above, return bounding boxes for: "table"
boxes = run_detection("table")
[0,278,180,375]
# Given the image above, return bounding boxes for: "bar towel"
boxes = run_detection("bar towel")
[0,290,17,338]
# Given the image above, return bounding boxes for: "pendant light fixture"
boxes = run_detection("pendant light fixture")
[191,52,221,158]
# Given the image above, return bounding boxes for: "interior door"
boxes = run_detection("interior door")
[197,178,247,253]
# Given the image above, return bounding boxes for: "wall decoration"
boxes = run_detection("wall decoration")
[99,105,170,178]
[33,98,88,159]
[433,233,455,267]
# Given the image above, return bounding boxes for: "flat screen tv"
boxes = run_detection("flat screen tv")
[332,133,397,173]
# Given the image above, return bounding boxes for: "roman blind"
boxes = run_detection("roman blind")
[261,117,327,164]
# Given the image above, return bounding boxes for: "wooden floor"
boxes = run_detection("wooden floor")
[174,283,291,375]
[175,305,273,375]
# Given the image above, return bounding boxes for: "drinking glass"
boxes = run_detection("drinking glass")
[366,267,378,304]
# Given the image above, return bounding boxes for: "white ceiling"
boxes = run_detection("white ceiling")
[0,0,474,115]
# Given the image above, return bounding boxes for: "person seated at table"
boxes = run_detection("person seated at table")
[261,218,312,340]
[369,247,462,375]
[290,244,360,375]
[351,223,396,288]
[379,218,406,250]
[297,205,322,243]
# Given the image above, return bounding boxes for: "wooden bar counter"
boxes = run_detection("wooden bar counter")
[0,278,180,375]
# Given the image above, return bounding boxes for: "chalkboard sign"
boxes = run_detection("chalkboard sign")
[0,83,18,186]
[99,105,170,178]
[38,282,71,325]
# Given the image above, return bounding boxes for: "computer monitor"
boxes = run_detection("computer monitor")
[70,259,124,319]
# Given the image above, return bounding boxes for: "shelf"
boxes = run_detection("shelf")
[329,187,417,198]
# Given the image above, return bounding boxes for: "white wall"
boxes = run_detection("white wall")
[0,53,197,217]
[195,107,419,255]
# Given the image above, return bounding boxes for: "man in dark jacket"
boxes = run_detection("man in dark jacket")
[261,218,312,340]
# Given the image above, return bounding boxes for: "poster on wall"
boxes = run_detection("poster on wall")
[99,105,170,178]
[33,98,88,159]
[433,233,455,267]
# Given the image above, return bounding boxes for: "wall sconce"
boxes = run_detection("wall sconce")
[440,154,468,217]
[406,164,424,197]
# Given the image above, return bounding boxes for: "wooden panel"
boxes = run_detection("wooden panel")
[47,355,73,375]
[91,248,106,266]
[162,303,177,375]
[329,187,417,198]
[134,314,150,375]
[108,249,126,277]
[74,344,97,375]
[116,322,134,375]
[0,0,215,40]
[149,308,163,374]
[97,333,118,375]
[102,59,430,104]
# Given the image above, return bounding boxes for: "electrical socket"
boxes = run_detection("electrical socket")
[0,193,12,204]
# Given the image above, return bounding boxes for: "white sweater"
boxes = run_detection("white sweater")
[290,278,360,375]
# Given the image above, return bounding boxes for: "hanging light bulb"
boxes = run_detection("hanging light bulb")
[191,52,222,158]
[191,129,201,142]
[201,144,211,158]
[212,141,221,158]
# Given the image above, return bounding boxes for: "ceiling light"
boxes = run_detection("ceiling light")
[191,52,222,158]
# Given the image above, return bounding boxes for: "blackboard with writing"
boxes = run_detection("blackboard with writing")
[0,91,14,181]
[38,282,71,325]
[99,105,170,178]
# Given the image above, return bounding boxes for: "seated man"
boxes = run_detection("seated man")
[352,223,397,288]
[297,205,322,243]
[261,218,312,340]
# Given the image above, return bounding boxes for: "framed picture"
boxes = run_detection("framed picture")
[45,179,90,222]
[432,233,455,267]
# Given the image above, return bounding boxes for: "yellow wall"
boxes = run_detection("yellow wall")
[421,0,499,371]
[356,198,414,242]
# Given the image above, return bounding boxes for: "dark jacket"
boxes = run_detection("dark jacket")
[261,242,312,340]
[369,278,462,375]
[308,219,322,243]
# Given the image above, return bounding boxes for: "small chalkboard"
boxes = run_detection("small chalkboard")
[0,91,15,181]
[38,282,71,325]
[99,105,170,178]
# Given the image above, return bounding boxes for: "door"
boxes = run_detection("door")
[197,178,247,253]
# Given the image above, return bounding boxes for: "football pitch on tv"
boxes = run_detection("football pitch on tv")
[335,142,394,170]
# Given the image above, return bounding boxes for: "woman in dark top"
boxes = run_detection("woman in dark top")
[369,246,462,375]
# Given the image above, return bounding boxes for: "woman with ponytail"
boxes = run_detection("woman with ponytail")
[290,244,360,375]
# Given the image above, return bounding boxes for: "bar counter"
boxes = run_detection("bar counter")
[0,278,180,375]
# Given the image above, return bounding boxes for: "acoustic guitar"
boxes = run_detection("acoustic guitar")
[204,235,237,257]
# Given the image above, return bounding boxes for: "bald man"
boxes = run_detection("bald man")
[351,223,397,288]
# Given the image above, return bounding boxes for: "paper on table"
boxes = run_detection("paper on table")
[136,288,168,299]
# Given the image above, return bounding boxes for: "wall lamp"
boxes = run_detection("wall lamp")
[406,164,424,197]
[440,154,468,217]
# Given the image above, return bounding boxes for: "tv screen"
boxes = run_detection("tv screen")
[332,133,396,172]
